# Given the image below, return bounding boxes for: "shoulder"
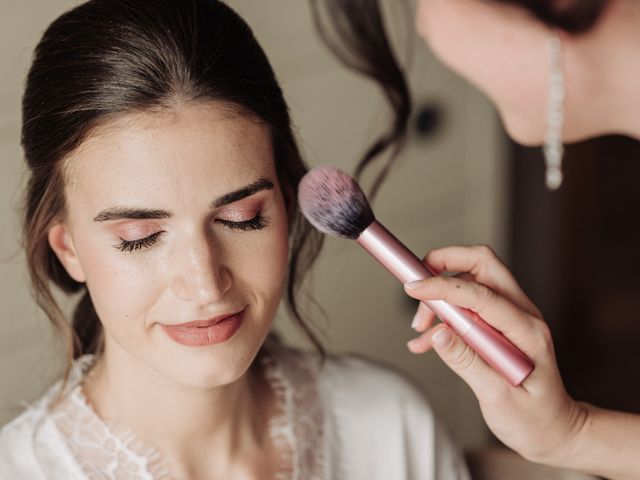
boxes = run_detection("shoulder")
[319,353,471,480]
[320,353,429,413]
[0,370,89,480]
[1,404,45,440]
[318,353,441,447]
[264,342,470,479]
[266,342,429,415]
[0,405,50,479]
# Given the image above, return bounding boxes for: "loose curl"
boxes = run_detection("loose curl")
[311,0,609,189]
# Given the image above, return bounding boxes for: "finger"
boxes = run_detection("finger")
[424,245,541,318]
[404,275,540,356]
[425,245,508,284]
[453,272,474,282]
[411,301,436,332]
[428,324,511,395]
[407,327,436,353]
[408,277,475,333]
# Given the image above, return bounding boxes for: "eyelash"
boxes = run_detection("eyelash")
[116,231,162,253]
[115,213,267,253]
[217,214,267,231]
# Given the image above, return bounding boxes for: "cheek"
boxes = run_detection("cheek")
[223,214,290,320]
[73,230,163,334]
[417,1,518,111]
[239,218,289,304]
[416,0,481,75]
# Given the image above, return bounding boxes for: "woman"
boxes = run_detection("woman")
[0,0,470,478]
[313,0,640,479]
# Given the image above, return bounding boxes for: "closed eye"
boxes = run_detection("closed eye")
[114,212,266,253]
[216,213,267,231]
[116,231,163,253]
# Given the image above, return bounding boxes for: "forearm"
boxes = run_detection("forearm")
[556,403,640,480]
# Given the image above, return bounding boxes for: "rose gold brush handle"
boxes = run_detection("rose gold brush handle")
[356,221,534,386]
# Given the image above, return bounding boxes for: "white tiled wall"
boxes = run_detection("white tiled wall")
[0,0,507,449]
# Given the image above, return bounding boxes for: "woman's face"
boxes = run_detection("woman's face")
[50,103,289,390]
[416,0,555,145]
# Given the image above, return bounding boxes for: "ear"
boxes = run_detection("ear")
[47,223,86,283]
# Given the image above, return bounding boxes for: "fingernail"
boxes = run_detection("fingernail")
[432,329,452,348]
[411,312,424,331]
[407,339,419,352]
[404,280,421,290]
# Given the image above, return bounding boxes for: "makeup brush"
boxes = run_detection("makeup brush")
[298,165,533,386]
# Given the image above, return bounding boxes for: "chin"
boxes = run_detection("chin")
[159,334,264,391]
[503,112,599,146]
[170,350,255,390]
[500,111,546,147]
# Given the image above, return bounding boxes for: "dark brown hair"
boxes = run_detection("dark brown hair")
[497,0,609,32]
[310,0,412,199]
[311,0,609,188]
[22,0,325,380]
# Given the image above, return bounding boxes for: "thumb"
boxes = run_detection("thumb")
[430,324,506,393]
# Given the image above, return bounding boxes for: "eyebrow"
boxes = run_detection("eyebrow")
[93,177,275,222]
[211,177,274,209]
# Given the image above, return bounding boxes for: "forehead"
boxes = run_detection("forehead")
[63,103,276,203]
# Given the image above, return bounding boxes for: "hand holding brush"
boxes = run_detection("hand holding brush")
[298,165,534,386]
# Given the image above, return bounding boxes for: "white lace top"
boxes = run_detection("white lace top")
[0,342,470,480]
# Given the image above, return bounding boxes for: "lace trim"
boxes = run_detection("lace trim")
[49,357,171,480]
[38,344,325,479]
[261,345,325,480]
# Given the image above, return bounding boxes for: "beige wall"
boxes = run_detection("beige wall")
[0,0,81,429]
[0,1,507,450]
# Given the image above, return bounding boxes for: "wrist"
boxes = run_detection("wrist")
[550,402,640,479]
[525,398,590,470]
[550,400,592,470]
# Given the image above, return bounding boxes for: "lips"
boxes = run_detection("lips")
[160,308,246,347]
[166,310,243,329]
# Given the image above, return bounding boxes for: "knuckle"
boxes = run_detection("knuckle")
[475,244,496,260]
[422,249,436,263]
[473,283,496,312]
[524,318,554,356]
[423,250,443,273]
[448,341,476,372]
[535,320,554,349]
[524,300,544,320]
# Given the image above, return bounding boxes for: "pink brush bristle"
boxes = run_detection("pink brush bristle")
[298,165,375,239]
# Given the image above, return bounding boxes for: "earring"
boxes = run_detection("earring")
[543,33,565,190]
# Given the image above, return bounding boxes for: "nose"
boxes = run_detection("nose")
[171,232,232,305]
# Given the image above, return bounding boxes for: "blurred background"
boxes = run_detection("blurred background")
[1,0,639,469]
